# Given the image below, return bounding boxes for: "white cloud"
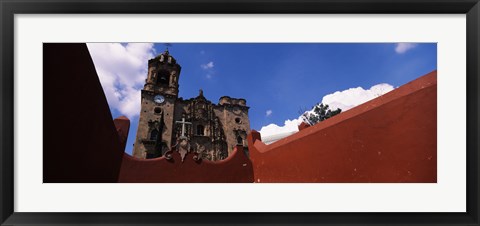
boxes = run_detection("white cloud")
[321,83,394,112]
[201,61,214,69]
[201,61,215,79]
[259,117,303,143]
[266,110,273,117]
[259,83,394,142]
[87,43,156,119]
[395,43,417,54]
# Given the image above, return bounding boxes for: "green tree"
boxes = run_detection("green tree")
[301,103,342,125]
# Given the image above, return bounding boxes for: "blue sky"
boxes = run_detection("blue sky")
[87,43,437,155]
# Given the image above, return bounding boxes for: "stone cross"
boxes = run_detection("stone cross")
[175,117,192,139]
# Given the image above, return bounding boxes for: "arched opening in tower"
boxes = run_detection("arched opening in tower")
[157,69,170,85]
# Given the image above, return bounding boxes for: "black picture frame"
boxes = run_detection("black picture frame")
[1,0,479,225]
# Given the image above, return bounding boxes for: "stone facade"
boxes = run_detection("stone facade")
[133,50,250,161]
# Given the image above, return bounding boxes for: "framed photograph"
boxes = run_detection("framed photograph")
[1,0,479,225]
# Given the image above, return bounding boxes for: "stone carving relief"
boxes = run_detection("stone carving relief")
[172,96,229,161]
[176,137,191,162]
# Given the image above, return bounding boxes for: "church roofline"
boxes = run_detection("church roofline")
[219,96,247,106]
[148,50,181,67]
[175,95,249,109]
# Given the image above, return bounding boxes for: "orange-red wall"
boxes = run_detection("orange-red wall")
[248,71,437,183]
[118,146,254,183]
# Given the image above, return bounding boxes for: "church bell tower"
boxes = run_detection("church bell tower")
[132,50,181,159]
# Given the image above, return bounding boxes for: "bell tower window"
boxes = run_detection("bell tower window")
[157,69,170,85]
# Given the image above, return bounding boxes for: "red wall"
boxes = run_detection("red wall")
[118,146,254,183]
[248,71,437,183]
[113,116,130,151]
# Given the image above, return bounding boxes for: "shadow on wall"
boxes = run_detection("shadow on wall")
[44,43,125,183]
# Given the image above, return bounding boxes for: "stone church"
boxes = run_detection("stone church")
[132,50,251,161]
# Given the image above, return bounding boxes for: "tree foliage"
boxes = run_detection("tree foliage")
[301,103,342,125]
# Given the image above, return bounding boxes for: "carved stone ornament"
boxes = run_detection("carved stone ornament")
[233,106,242,115]
[176,137,191,162]
[193,143,206,162]
[163,149,173,160]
